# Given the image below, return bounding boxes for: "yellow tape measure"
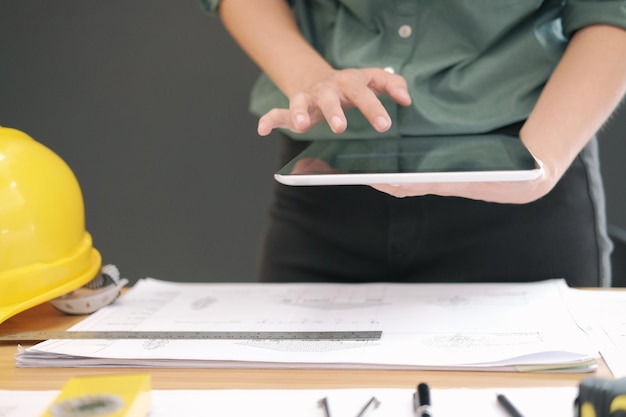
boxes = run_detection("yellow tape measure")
[577,377,626,417]
[40,374,151,417]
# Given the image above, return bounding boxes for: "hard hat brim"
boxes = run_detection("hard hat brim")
[0,248,102,325]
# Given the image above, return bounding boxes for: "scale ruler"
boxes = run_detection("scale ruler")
[0,330,383,342]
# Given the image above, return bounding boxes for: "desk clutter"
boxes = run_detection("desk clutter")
[5,278,617,373]
[1,376,624,417]
[2,279,626,417]
[0,384,578,417]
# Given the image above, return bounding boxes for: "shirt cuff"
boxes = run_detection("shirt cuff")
[562,1,626,37]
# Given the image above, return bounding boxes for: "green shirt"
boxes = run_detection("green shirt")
[201,0,626,140]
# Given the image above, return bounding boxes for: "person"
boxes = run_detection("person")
[201,0,626,287]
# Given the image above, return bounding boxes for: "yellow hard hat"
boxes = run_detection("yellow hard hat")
[0,126,102,324]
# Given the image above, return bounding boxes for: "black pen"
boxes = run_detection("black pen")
[414,382,432,417]
[497,393,525,417]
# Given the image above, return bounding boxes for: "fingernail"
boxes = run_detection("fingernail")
[295,114,306,125]
[375,116,391,131]
[258,120,271,136]
[331,116,343,130]
[396,88,412,103]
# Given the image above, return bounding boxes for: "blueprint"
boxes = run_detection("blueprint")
[15,278,598,371]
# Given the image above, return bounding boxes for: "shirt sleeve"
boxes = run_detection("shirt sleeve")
[197,0,221,15]
[562,0,626,37]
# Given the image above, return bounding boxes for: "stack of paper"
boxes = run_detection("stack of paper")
[14,278,598,372]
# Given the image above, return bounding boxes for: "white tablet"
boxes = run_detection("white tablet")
[274,134,543,186]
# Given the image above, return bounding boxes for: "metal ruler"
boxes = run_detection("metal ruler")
[0,330,382,342]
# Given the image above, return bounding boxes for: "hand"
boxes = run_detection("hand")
[257,68,412,136]
[370,177,552,204]
[371,152,556,204]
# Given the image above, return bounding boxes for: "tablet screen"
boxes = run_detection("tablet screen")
[274,134,542,186]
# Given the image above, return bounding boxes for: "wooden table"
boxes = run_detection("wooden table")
[0,301,612,391]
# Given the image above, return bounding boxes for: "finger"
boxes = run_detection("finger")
[289,93,313,132]
[315,88,348,133]
[370,184,407,198]
[370,183,435,198]
[388,84,412,106]
[332,70,398,132]
[363,69,412,106]
[257,109,292,136]
[342,82,392,132]
[372,181,546,203]
[257,117,273,136]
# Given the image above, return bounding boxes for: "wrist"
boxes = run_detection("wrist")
[519,126,569,198]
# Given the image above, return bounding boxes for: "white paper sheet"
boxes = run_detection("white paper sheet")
[0,387,579,417]
[567,288,626,377]
[15,278,598,371]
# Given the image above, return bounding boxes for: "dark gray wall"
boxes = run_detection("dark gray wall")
[1,1,624,285]
[0,1,280,284]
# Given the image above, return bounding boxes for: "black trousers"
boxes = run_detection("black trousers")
[258,127,610,287]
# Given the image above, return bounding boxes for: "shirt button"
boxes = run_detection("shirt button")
[383,66,395,74]
[398,24,412,39]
